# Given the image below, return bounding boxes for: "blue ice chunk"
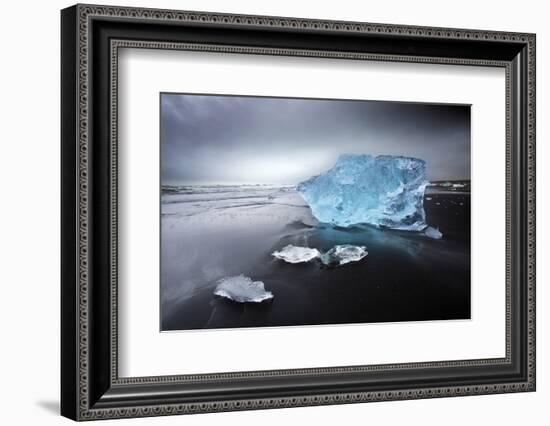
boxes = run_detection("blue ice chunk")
[320,245,368,266]
[272,245,321,263]
[424,226,443,239]
[297,154,429,230]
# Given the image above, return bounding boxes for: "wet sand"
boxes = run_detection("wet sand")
[160,186,470,331]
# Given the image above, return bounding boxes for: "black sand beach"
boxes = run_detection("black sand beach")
[160,185,470,331]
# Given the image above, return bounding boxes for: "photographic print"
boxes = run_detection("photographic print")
[160,93,471,331]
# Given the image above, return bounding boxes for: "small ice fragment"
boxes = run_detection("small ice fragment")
[424,226,443,239]
[272,245,321,263]
[214,275,273,303]
[320,244,368,266]
[426,197,432,201]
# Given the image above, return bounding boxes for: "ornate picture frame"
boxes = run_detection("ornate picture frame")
[61,4,535,421]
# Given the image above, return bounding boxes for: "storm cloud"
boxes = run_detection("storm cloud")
[161,93,470,185]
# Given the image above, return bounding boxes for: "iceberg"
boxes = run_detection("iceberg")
[320,244,368,266]
[272,245,321,263]
[297,154,429,230]
[213,275,273,303]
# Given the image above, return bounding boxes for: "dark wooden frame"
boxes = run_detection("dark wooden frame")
[61,3,536,421]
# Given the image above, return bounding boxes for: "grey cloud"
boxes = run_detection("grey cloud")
[161,93,470,184]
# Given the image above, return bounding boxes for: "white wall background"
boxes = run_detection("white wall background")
[0,0,546,424]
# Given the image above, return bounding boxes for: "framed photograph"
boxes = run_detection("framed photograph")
[61,4,536,421]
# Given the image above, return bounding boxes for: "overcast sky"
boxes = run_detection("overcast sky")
[161,93,470,185]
